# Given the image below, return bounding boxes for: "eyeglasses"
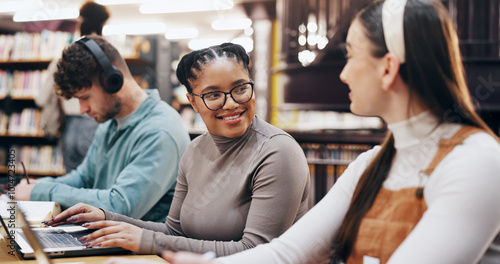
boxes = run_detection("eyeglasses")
[190,81,254,111]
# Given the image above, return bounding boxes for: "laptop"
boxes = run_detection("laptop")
[6,208,53,264]
[0,209,129,259]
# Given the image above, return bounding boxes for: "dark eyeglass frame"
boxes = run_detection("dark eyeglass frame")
[190,80,254,111]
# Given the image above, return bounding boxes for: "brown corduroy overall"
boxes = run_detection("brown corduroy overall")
[347,126,484,264]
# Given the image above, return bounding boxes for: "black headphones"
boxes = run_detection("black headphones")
[76,37,124,94]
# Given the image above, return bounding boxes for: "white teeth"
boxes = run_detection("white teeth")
[223,115,239,120]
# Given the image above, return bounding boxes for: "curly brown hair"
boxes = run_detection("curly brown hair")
[54,35,122,99]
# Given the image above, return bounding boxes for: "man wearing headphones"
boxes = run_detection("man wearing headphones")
[15,35,191,223]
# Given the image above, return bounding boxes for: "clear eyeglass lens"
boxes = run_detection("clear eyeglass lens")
[205,83,252,110]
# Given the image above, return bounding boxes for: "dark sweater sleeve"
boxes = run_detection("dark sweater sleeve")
[136,134,310,256]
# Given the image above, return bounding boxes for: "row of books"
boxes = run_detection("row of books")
[0,31,144,63]
[0,30,75,61]
[6,145,65,175]
[0,109,43,136]
[0,69,47,98]
[308,164,349,206]
[301,143,373,164]
[275,110,384,131]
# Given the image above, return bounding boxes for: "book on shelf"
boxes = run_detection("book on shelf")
[301,143,373,164]
[0,30,75,62]
[0,112,8,135]
[0,69,47,99]
[7,145,65,175]
[275,110,384,131]
[307,162,350,205]
[0,31,144,63]
[7,109,43,136]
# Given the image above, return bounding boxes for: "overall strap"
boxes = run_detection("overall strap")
[422,126,484,176]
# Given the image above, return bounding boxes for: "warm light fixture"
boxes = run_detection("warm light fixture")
[298,50,317,66]
[211,18,252,30]
[232,37,253,52]
[13,8,79,22]
[140,0,234,14]
[103,23,167,35]
[188,38,229,50]
[298,35,306,46]
[0,0,42,13]
[96,0,161,5]
[165,28,199,40]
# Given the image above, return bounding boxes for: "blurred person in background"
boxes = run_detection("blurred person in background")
[36,1,109,172]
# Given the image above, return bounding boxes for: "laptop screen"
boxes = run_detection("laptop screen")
[0,213,16,248]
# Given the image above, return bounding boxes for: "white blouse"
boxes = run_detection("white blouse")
[218,111,500,264]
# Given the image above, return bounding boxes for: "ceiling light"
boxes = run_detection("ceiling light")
[318,36,329,50]
[103,23,167,35]
[96,0,161,5]
[0,0,42,13]
[188,38,229,50]
[298,35,306,46]
[244,27,254,36]
[232,37,253,52]
[140,0,234,14]
[165,28,199,40]
[211,18,252,30]
[13,8,79,22]
[307,22,318,33]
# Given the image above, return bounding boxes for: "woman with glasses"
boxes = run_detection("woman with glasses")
[45,42,310,257]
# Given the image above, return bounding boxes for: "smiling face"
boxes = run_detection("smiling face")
[340,19,388,117]
[74,81,122,123]
[186,58,255,138]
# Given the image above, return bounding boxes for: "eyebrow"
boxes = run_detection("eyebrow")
[74,94,89,99]
[199,79,249,94]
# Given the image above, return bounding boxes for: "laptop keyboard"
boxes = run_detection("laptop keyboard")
[32,229,83,248]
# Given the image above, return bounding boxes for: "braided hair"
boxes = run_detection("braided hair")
[176,43,250,93]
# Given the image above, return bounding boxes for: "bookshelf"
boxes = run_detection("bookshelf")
[0,57,62,177]
[0,31,158,180]
[290,130,386,206]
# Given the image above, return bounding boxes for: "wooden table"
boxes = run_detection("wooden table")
[0,237,168,264]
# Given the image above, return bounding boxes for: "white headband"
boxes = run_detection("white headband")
[382,0,408,63]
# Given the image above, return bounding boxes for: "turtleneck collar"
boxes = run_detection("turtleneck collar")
[209,115,257,154]
[387,111,441,149]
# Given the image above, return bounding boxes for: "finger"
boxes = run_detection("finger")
[87,236,125,248]
[45,203,90,225]
[162,251,176,262]
[46,220,72,227]
[81,220,120,230]
[85,234,131,250]
[79,222,122,242]
[86,232,139,252]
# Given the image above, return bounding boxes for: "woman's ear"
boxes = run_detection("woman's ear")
[381,53,402,91]
[186,93,199,113]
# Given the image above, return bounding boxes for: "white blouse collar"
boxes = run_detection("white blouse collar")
[387,111,440,149]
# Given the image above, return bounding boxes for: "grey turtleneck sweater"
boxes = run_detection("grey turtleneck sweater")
[104,115,310,256]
